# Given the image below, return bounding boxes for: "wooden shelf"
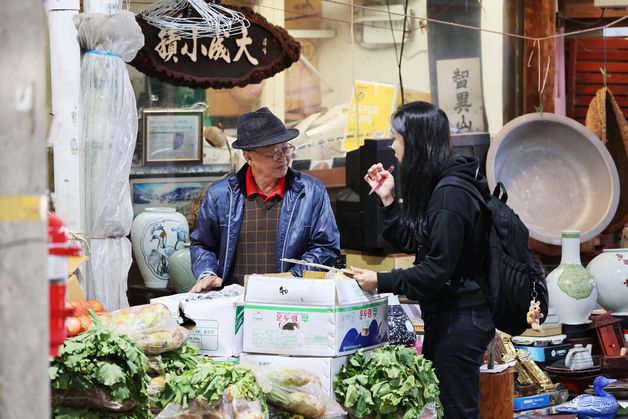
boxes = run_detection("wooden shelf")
[302,167,346,188]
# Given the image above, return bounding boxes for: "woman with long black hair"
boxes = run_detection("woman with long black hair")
[351,101,495,419]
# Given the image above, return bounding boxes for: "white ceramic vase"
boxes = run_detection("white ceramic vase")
[131,207,189,288]
[547,230,597,325]
[586,249,628,314]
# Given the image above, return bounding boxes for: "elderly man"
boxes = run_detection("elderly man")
[189,107,340,292]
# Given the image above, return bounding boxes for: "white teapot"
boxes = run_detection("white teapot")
[565,344,594,370]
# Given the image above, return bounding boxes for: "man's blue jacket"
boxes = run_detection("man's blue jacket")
[190,164,341,284]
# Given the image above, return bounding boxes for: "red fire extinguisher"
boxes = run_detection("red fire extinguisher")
[48,212,81,357]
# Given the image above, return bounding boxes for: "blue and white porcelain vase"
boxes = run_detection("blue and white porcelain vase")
[131,207,189,288]
[547,230,597,325]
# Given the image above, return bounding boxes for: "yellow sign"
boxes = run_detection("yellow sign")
[343,81,397,152]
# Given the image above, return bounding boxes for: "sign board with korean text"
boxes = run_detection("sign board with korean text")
[131,5,301,89]
[436,57,486,133]
[342,81,397,152]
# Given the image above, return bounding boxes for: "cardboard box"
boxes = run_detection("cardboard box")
[514,344,573,363]
[151,291,244,357]
[521,322,563,337]
[513,393,550,411]
[240,353,351,398]
[243,275,388,356]
[344,251,415,272]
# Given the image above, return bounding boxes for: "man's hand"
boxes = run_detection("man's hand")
[350,266,378,292]
[190,274,223,293]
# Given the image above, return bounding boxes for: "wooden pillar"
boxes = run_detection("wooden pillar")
[523,0,557,114]
[480,368,515,419]
[503,0,524,122]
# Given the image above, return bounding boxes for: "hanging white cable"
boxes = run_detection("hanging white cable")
[140,0,250,39]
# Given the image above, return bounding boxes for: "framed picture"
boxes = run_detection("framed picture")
[143,109,203,164]
[129,176,218,219]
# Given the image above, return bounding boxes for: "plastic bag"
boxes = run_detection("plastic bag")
[155,391,265,419]
[51,386,137,412]
[149,375,168,399]
[99,303,189,354]
[387,304,417,347]
[251,365,346,418]
[74,10,144,311]
[148,355,166,376]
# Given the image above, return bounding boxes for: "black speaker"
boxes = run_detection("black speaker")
[336,139,401,254]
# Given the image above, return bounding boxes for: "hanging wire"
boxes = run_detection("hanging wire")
[527,40,551,113]
[601,27,608,87]
[140,0,250,39]
[322,0,628,42]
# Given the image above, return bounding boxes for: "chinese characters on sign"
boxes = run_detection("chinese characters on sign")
[131,5,301,89]
[154,27,261,66]
[436,57,486,133]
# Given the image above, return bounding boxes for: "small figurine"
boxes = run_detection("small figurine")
[556,375,618,419]
[526,300,544,331]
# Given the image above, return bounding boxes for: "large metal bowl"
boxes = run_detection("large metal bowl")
[487,113,620,245]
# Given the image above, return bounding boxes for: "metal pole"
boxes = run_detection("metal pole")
[0,1,50,417]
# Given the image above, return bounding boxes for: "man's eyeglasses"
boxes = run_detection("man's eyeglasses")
[253,144,295,162]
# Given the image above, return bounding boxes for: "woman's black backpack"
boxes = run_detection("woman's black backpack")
[435,177,549,336]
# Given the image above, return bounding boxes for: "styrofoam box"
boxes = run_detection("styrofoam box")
[240,353,352,398]
[151,292,244,357]
[243,275,388,356]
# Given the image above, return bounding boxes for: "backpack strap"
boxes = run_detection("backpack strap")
[434,176,489,209]
[493,182,508,203]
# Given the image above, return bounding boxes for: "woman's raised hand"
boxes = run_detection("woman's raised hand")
[364,163,395,206]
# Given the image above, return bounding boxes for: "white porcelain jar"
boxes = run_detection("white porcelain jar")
[587,249,628,314]
[131,207,189,288]
[547,230,598,325]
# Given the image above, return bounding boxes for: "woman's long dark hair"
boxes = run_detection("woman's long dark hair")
[391,101,451,232]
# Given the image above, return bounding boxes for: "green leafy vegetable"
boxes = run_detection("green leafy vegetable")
[334,344,443,418]
[157,359,268,415]
[51,405,152,419]
[160,341,202,376]
[49,313,151,417]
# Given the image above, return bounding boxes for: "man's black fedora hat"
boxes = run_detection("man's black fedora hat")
[232,107,299,149]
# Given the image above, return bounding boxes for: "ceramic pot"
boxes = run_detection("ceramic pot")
[131,207,189,288]
[586,249,628,314]
[564,344,594,370]
[547,230,598,325]
[168,245,197,293]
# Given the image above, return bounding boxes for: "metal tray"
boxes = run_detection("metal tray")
[487,113,620,245]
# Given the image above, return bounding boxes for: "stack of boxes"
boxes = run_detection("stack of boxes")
[151,275,390,398]
[510,308,572,412]
[513,308,571,364]
[239,274,389,397]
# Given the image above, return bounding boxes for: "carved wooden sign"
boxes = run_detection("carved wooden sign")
[130,5,301,89]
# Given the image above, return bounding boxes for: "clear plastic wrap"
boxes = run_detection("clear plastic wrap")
[147,355,166,377]
[149,375,168,399]
[98,303,189,354]
[250,365,346,419]
[156,391,266,419]
[74,10,144,311]
[51,386,137,412]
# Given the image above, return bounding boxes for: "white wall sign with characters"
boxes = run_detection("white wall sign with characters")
[436,57,485,133]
